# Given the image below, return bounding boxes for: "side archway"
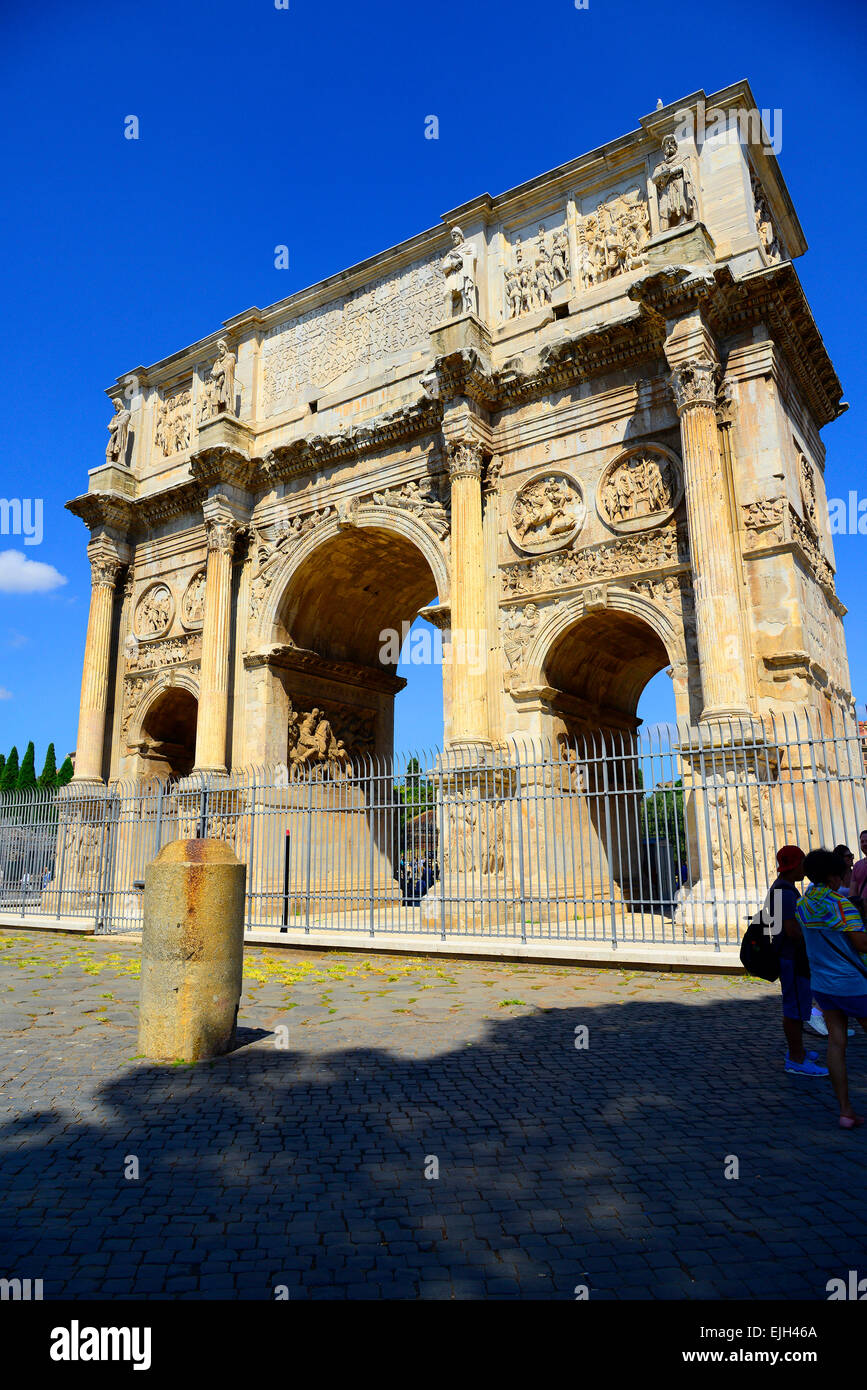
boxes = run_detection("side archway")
[518,585,689,732]
[128,672,200,779]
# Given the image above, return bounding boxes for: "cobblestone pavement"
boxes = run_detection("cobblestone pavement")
[1,929,865,1300]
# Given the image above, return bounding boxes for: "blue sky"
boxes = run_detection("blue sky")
[0,0,864,763]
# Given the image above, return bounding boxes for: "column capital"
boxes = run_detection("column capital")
[86,540,124,590]
[204,513,239,554]
[446,438,485,482]
[669,356,718,416]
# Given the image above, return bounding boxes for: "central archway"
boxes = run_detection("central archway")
[244,512,447,767]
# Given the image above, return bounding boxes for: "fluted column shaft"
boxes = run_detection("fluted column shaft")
[447,441,489,745]
[73,552,121,783]
[671,358,751,719]
[194,516,236,773]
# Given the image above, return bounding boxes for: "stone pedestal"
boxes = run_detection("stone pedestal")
[138,838,246,1061]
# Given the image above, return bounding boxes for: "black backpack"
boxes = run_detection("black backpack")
[740,908,781,982]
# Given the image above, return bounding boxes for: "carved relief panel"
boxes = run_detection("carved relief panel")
[154,385,193,457]
[798,453,818,534]
[575,187,650,290]
[503,219,570,320]
[182,569,207,629]
[261,253,442,415]
[135,583,174,639]
[598,445,683,533]
[508,471,586,554]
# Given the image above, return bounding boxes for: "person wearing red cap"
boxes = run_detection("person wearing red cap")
[763,845,828,1077]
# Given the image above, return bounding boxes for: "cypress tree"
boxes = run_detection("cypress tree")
[38,742,58,788]
[0,753,5,782]
[56,756,74,787]
[1,746,20,794]
[17,741,37,792]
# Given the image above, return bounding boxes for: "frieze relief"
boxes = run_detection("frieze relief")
[502,603,540,690]
[508,472,585,554]
[135,583,174,639]
[155,386,193,457]
[504,221,570,319]
[598,446,682,532]
[576,188,650,290]
[125,632,202,672]
[742,497,786,546]
[443,790,505,875]
[261,255,442,414]
[742,499,836,595]
[286,700,376,773]
[799,453,818,533]
[502,523,685,598]
[370,478,450,539]
[182,569,206,628]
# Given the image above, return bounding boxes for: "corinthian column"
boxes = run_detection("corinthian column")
[446,439,489,747]
[73,547,123,783]
[670,357,751,720]
[194,512,237,773]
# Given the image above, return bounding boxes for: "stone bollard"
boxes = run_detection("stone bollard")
[138,838,246,1061]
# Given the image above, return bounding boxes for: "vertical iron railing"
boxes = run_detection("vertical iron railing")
[0,704,865,943]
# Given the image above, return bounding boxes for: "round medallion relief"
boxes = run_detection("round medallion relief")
[508,471,586,554]
[597,445,683,533]
[135,582,174,639]
[182,568,206,628]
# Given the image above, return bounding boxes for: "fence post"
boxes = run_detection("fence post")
[303,771,313,934]
[515,757,527,945]
[93,787,112,933]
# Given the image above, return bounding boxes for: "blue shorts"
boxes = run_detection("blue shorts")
[779,957,813,1021]
[812,990,867,1020]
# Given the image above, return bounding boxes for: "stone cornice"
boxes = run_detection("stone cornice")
[628,263,717,319]
[628,261,845,429]
[492,303,666,406]
[189,444,260,493]
[243,643,407,695]
[133,480,204,531]
[67,481,204,538]
[261,399,442,485]
[66,491,134,535]
[706,262,845,429]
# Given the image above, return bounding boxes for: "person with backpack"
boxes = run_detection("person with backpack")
[796,848,867,1128]
[763,845,829,1078]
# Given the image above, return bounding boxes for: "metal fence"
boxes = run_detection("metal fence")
[1,704,866,949]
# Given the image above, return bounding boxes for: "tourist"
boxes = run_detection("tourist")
[833,844,855,894]
[796,848,867,1128]
[765,845,828,1077]
[852,829,867,899]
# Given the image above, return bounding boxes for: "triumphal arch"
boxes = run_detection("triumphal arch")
[69,81,852,794]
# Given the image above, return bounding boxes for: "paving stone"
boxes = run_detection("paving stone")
[2,930,865,1299]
